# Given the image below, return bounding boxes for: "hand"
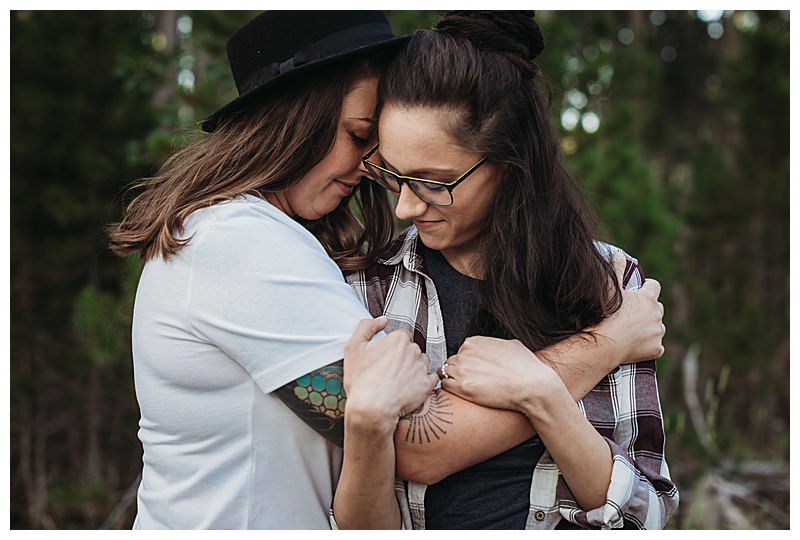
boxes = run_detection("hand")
[592,253,666,365]
[343,317,439,432]
[440,336,563,413]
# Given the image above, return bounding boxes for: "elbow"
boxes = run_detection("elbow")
[395,456,448,485]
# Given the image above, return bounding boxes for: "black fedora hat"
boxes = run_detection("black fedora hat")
[201,11,408,132]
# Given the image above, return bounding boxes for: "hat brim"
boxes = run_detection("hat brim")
[201,35,409,132]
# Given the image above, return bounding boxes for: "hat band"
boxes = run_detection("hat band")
[238,22,395,95]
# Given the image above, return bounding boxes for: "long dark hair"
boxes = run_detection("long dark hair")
[379,11,621,351]
[109,53,394,272]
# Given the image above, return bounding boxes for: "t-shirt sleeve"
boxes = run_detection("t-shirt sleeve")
[184,209,372,394]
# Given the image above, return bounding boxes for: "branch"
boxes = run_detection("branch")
[681,343,716,453]
[99,473,141,530]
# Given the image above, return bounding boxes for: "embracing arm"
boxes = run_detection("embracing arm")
[274,359,400,529]
[395,331,629,484]
[519,361,677,527]
[514,365,614,510]
[396,256,665,485]
[275,318,437,529]
[275,356,409,530]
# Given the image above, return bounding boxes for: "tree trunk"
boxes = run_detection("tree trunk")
[150,10,180,109]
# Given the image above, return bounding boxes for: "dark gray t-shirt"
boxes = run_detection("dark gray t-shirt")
[422,246,545,530]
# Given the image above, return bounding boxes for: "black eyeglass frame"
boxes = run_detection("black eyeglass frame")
[361,144,488,206]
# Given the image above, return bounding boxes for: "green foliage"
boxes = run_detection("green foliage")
[386,10,440,35]
[72,257,141,368]
[48,477,114,527]
[73,286,126,368]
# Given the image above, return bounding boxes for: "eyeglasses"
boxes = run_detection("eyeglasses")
[361,144,488,206]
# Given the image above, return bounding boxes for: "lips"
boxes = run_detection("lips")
[334,179,358,196]
[412,219,442,230]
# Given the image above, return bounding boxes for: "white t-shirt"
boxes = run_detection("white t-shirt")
[131,194,372,529]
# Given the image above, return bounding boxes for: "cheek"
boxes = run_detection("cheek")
[336,148,361,175]
[286,177,325,215]
[461,179,501,224]
[325,135,361,174]
[456,199,493,224]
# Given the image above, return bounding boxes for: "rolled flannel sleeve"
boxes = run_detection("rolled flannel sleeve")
[582,436,679,528]
[559,361,679,529]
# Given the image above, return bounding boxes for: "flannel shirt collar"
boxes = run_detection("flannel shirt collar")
[376,225,426,274]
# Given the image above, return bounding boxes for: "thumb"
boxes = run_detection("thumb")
[347,316,389,346]
[641,278,662,299]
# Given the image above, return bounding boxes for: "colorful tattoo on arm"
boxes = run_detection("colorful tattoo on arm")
[273,360,347,448]
[399,390,453,444]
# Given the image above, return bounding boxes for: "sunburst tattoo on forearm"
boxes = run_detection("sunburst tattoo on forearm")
[400,390,454,444]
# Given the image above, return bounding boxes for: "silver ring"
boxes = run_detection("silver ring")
[441,363,450,380]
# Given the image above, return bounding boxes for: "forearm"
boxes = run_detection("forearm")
[393,339,617,485]
[394,389,534,484]
[539,334,619,401]
[520,379,613,511]
[334,317,438,526]
[333,411,401,529]
[540,254,666,396]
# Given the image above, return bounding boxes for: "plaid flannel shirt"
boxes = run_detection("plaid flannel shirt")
[345,226,679,529]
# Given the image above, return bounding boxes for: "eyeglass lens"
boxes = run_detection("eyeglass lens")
[364,162,452,205]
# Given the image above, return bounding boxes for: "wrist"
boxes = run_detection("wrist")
[344,401,398,439]
[589,329,625,370]
[517,368,570,419]
[506,348,549,411]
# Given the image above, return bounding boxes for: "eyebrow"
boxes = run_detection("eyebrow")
[379,153,459,179]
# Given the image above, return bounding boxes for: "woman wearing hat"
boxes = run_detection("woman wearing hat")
[109,11,666,529]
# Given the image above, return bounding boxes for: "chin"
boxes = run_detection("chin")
[298,198,344,221]
[416,232,446,251]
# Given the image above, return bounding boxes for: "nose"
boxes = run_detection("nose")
[356,158,371,179]
[394,184,428,221]
[342,157,367,185]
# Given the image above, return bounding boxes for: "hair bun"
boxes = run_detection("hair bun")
[436,11,544,73]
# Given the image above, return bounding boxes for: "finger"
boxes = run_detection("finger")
[440,376,456,393]
[347,316,388,345]
[426,371,440,390]
[435,361,453,381]
[420,352,431,366]
[440,376,464,398]
[441,361,456,381]
[386,327,414,343]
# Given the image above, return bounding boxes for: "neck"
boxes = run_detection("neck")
[440,247,482,279]
[266,192,295,217]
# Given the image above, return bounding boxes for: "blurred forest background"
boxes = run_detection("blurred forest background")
[9,10,790,530]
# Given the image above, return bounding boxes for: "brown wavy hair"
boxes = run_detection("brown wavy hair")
[108,54,394,272]
[379,11,622,351]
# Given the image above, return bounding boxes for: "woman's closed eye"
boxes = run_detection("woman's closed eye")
[349,131,372,146]
[415,182,447,194]
[349,121,377,147]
